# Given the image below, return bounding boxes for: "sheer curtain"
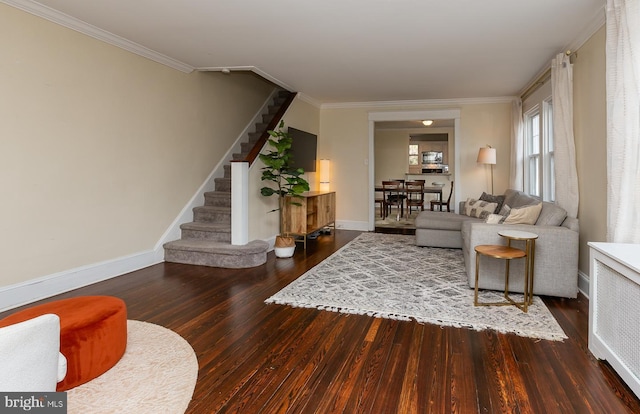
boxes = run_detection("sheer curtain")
[509,99,524,191]
[606,0,640,243]
[551,53,579,218]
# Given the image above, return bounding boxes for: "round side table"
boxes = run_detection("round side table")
[474,244,527,311]
[499,230,538,310]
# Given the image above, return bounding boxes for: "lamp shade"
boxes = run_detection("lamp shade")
[476,147,496,165]
[319,159,330,191]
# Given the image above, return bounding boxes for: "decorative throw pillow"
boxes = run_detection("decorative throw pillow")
[485,213,507,224]
[464,198,498,220]
[503,202,543,225]
[498,204,511,216]
[479,192,505,213]
[535,201,568,226]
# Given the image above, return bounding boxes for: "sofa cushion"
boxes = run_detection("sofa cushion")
[503,189,540,209]
[504,202,543,225]
[479,192,505,213]
[536,201,568,226]
[415,211,480,231]
[464,198,498,220]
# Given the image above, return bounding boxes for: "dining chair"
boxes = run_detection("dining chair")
[375,190,385,218]
[381,180,405,220]
[430,181,454,212]
[405,180,425,215]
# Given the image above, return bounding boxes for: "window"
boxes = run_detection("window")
[524,98,554,201]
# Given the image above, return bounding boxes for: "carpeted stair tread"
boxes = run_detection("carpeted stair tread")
[204,192,231,207]
[180,222,230,232]
[193,205,231,222]
[164,239,268,255]
[164,240,268,268]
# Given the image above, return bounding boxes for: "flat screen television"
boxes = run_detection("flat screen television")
[288,127,317,172]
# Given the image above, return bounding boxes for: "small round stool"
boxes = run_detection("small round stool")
[0,296,127,391]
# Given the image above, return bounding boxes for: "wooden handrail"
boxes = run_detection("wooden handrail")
[233,90,297,167]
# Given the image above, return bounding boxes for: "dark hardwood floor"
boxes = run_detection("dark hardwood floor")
[3,230,639,413]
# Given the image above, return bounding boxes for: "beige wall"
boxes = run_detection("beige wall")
[319,107,372,226]
[320,102,512,228]
[0,4,274,287]
[573,26,607,276]
[458,104,512,199]
[374,127,454,182]
[374,130,411,182]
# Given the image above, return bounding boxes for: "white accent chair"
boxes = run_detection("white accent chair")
[0,314,67,391]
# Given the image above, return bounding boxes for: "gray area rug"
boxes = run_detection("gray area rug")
[266,233,567,341]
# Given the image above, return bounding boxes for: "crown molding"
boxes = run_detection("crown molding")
[519,5,605,98]
[2,0,194,73]
[295,93,322,108]
[197,66,325,107]
[321,96,516,110]
[197,66,296,91]
[565,4,605,54]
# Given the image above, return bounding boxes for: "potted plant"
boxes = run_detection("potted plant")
[259,120,310,258]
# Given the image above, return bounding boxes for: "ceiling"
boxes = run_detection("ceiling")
[12,0,604,105]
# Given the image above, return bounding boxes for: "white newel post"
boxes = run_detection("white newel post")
[231,162,249,245]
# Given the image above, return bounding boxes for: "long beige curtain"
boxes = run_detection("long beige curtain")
[509,99,524,191]
[551,53,579,218]
[606,0,640,243]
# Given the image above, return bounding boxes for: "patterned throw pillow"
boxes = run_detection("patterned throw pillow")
[498,204,511,216]
[485,204,511,224]
[485,213,507,224]
[464,198,498,220]
[479,192,505,214]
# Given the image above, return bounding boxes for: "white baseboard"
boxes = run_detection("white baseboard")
[578,269,590,299]
[0,250,160,313]
[335,220,369,232]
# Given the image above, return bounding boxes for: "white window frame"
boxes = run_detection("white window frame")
[524,106,541,197]
[523,91,555,202]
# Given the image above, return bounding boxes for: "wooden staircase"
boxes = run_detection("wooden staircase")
[163,90,295,268]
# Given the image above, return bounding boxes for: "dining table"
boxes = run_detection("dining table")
[375,184,444,219]
[374,185,443,201]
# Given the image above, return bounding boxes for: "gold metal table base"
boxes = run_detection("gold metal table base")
[474,230,537,313]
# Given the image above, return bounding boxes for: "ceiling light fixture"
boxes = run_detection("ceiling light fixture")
[422,120,434,126]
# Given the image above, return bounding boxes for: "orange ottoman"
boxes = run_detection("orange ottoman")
[0,296,127,391]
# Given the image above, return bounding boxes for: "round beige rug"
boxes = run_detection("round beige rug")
[67,320,198,414]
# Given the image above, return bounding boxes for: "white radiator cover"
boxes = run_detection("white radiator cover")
[589,242,640,399]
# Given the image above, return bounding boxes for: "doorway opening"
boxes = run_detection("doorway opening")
[368,109,461,232]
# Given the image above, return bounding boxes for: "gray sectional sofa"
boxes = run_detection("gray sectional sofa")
[415,189,579,298]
